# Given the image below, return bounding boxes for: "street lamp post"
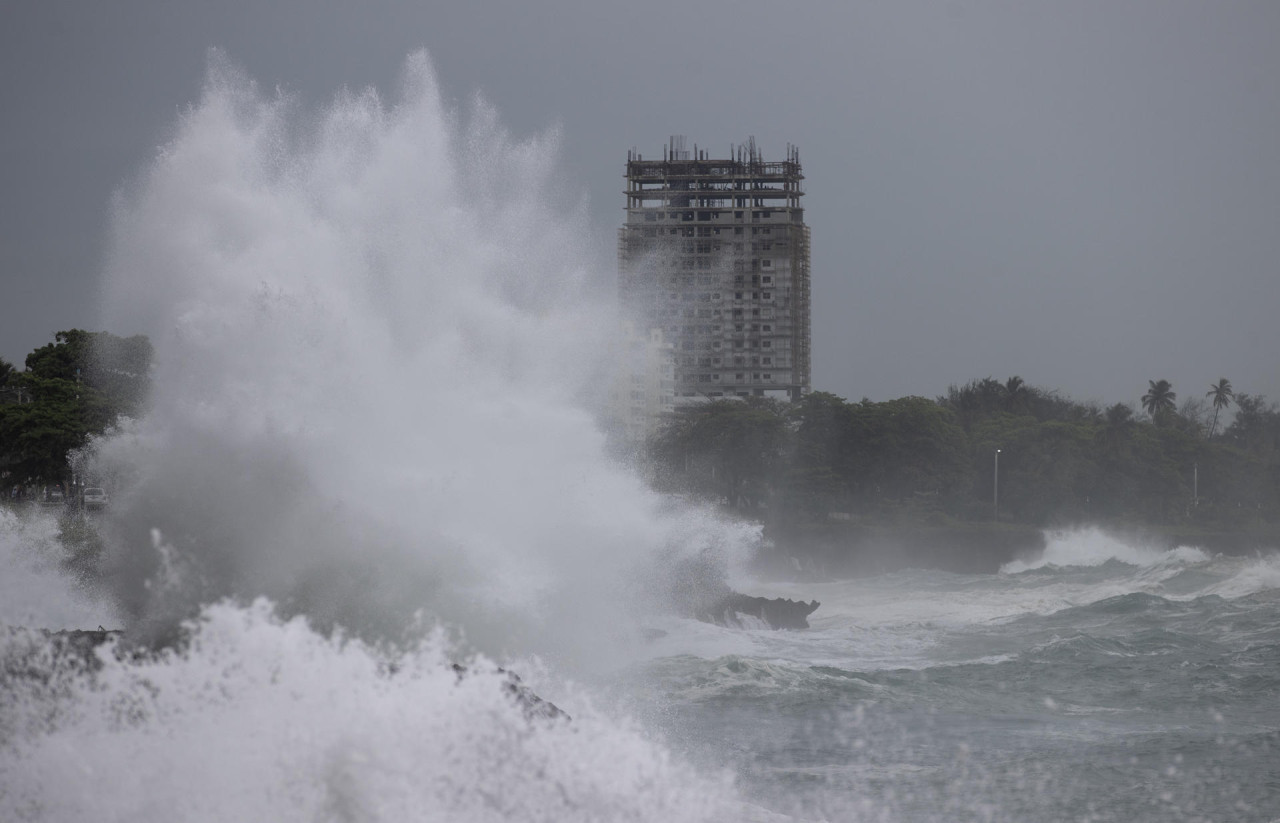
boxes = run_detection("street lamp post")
[994,448,1001,521]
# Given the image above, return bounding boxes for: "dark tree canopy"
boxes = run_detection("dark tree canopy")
[1,330,152,487]
[644,377,1280,532]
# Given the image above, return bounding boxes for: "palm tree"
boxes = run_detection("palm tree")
[1003,375,1029,413]
[1205,378,1234,438]
[1141,379,1177,424]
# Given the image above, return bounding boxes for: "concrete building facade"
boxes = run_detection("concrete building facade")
[618,136,811,401]
[605,322,676,448]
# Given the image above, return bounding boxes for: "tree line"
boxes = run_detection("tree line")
[1,329,152,495]
[644,376,1280,533]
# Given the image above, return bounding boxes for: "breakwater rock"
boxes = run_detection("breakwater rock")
[695,593,821,630]
[4,627,566,724]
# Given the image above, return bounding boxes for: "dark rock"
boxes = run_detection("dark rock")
[450,662,569,723]
[661,551,821,630]
[696,593,821,630]
[10,628,567,725]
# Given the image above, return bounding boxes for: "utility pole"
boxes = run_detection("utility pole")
[994,448,1001,521]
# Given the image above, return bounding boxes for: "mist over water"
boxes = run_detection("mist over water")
[87,50,758,661]
[0,50,768,822]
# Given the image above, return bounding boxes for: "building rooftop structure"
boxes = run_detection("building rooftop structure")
[618,136,811,402]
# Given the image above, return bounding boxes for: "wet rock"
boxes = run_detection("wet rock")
[10,628,567,724]
[449,663,569,723]
[696,594,821,630]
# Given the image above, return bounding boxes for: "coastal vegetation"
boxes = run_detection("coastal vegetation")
[0,330,151,494]
[645,377,1280,543]
[4,327,1277,549]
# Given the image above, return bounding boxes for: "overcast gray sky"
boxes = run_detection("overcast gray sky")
[3,1,1278,410]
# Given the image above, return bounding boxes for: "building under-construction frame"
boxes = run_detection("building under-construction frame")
[619,136,811,401]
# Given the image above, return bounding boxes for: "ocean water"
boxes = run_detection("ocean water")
[619,528,1280,821]
[3,52,1278,822]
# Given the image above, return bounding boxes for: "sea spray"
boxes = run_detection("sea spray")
[0,600,739,823]
[0,49,767,822]
[1000,526,1212,573]
[0,509,120,630]
[84,49,762,664]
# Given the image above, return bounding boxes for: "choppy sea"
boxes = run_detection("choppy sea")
[615,528,1280,821]
[5,515,1277,822]
[3,53,1276,822]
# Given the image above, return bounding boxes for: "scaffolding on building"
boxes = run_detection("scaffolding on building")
[618,137,811,402]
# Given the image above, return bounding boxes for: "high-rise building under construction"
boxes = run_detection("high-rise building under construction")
[619,136,810,401]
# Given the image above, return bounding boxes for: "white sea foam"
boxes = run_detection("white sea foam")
[0,600,737,823]
[1201,552,1280,599]
[1000,526,1211,574]
[0,50,766,822]
[82,49,760,665]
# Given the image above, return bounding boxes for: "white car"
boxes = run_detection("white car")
[83,488,109,509]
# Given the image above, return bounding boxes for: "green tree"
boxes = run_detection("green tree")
[788,392,856,517]
[1223,394,1279,461]
[843,396,970,509]
[0,330,151,489]
[1141,379,1177,425]
[26,329,152,418]
[650,398,790,512]
[1003,375,1029,414]
[1206,378,1234,438]
[1097,403,1135,453]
